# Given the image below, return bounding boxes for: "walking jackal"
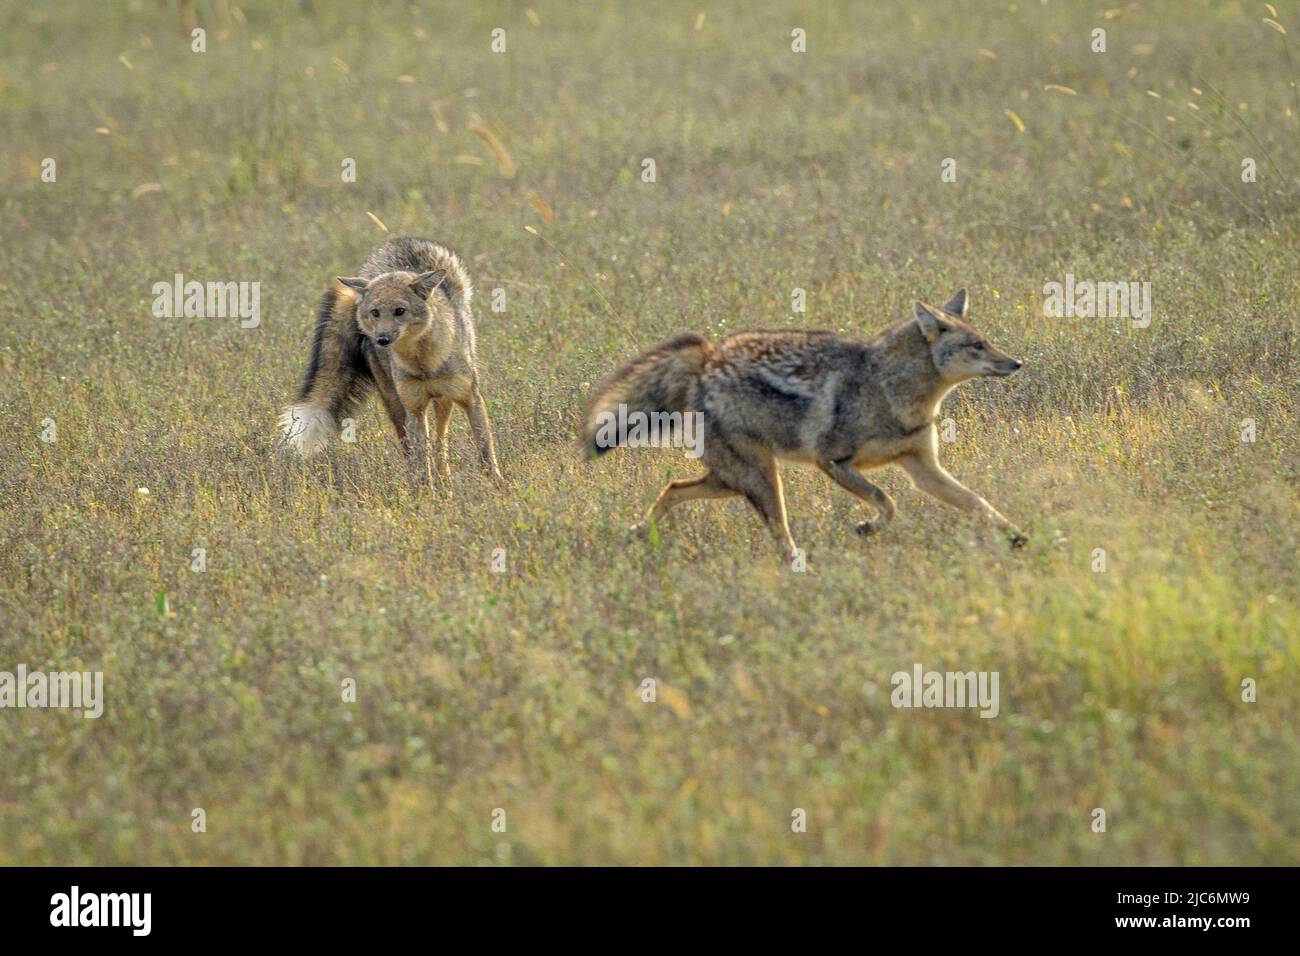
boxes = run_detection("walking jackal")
[280,236,504,485]
[583,289,1026,560]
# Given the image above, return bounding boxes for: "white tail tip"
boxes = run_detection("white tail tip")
[278,404,336,457]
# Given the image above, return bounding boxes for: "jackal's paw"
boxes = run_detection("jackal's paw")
[1009,530,1029,550]
[855,518,884,537]
[628,521,649,538]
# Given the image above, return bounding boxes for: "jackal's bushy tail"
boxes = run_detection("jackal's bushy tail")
[582,333,714,458]
[279,285,372,456]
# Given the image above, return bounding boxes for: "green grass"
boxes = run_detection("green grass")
[0,0,1297,865]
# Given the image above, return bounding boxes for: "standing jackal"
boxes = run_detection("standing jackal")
[583,289,1026,559]
[280,236,503,485]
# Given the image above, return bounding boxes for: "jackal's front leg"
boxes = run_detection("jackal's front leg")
[819,460,896,536]
[899,453,1027,548]
[404,403,433,486]
[368,351,409,456]
[432,398,453,481]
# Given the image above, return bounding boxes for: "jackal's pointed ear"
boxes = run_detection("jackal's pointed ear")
[336,276,369,292]
[914,301,950,343]
[410,270,447,299]
[942,287,969,318]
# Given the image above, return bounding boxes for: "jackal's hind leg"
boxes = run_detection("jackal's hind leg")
[761,467,799,563]
[721,453,799,564]
[633,472,736,536]
[819,460,896,536]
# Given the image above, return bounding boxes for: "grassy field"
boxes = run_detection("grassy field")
[1,0,1297,865]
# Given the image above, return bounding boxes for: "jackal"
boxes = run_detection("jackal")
[583,289,1026,559]
[279,236,503,485]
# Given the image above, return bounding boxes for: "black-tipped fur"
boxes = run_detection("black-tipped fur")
[296,286,375,422]
[582,333,715,458]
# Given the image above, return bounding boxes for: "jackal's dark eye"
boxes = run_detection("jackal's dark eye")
[394,307,405,317]
[370,308,380,318]
[971,342,986,351]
